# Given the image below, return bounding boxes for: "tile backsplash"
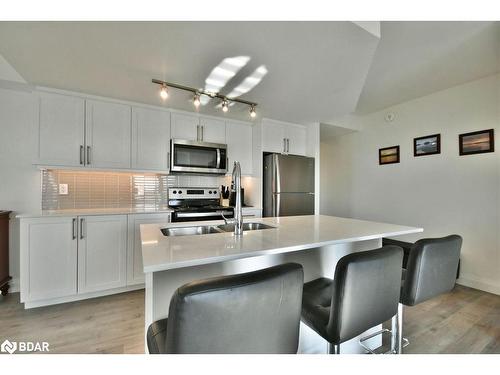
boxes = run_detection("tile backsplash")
[41,169,230,210]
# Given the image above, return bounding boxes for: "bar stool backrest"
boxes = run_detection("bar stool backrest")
[165,262,304,353]
[401,235,462,306]
[327,246,403,343]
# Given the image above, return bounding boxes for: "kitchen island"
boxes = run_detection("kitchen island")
[141,215,422,354]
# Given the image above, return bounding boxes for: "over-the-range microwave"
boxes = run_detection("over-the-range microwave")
[170,139,228,175]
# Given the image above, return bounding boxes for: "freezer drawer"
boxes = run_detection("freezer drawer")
[269,192,315,217]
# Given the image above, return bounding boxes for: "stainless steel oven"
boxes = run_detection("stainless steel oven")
[168,187,234,223]
[170,139,227,174]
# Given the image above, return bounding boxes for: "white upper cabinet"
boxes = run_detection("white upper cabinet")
[226,121,253,176]
[262,120,286,154]
[77,215,128,294]
[199,117,226,144]
[85,100,132,169]
[286,124,308,156]
[131,107,171,171]
[171,113,226,143]
[262,119,308,156]
[38,92,85,166]
[171,112,200,141]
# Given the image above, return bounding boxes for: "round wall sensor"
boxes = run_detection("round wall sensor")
[385,112,395,122]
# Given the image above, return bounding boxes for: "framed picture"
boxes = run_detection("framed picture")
[414,133,441,157]
[379,145,400,165]
[459,129,494,155]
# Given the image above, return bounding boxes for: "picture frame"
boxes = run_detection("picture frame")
[414,133,441,157]
[379,145,400,165]
[459,129,494,156]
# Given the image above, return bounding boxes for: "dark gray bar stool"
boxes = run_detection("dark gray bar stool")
[147,263,304,354]
[301,246,403,354]
[396,235,462,353]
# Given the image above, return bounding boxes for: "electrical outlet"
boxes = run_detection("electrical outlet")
[59,184,69,195]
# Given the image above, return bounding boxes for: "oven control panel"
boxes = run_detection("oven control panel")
[168,187,220,200]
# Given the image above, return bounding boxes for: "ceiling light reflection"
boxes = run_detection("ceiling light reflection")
[226,65,268,99]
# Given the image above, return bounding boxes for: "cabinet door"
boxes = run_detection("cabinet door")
[199,117,226,143]
[262,121,286,154]
[20,217,77,302]
[286,124,308,156]
[226,121,253,176]
[242,208,262,218]
[171,112,199,141]
[86,100,131,168]
[78,215,127,293]
[131,107,171,171]
[38,92,85,166]
[127,213,170,286]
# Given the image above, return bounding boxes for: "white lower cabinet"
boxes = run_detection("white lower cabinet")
[20,217,78,302]
[20,212,169,308]
[242,208,262,218]
[77,215,128,294]
[127,213,170,286]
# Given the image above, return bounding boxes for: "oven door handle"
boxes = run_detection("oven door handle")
[176,211,233,218]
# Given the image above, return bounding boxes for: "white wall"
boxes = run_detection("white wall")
[321,74,500,295]
[0,87,40,291]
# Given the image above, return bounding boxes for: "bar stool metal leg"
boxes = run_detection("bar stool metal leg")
[397,303,403,354]
[391,314,398,353]
[329,343,340,354]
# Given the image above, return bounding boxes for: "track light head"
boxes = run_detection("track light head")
[193,93,201,108]
[221,99,229,113]
[160,84,169,100]
[249,105,257,118]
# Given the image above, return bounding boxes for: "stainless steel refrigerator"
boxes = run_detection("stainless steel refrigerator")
[263,154,315,217]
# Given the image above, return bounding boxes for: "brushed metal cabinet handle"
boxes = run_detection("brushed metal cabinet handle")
[283,138,286,153]
[287,138,290,153]
[197,125,200,141]
[80,145,84,165]
[201,125,204,141]
[72,218,77,240]
[86,146,91,165]
[80,218,85,239]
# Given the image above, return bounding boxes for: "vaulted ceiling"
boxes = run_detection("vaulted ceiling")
[0,21,379,124]
[0,21,498,125]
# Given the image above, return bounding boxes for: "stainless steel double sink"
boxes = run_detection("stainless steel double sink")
[161,222,276,237]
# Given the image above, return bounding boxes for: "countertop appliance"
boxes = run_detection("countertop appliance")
[170,139,227,175]
[0,211,11,296]
[168,188,234,222]
[263,154,315,217]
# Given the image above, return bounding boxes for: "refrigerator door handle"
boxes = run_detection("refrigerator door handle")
[272,193,280,217]
[275,154,281,194]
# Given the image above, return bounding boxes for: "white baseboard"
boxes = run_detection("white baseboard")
[23,284,145,309]
[457,274,500,296]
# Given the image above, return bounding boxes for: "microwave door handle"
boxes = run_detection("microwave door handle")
[216,148,221,169]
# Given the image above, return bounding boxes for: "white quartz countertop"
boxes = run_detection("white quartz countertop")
[16,207,174,218]
[140,215,423,273]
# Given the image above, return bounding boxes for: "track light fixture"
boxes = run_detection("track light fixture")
[221,99,229,113]
[159,83,169,100]
[249,105,257,118]
[193,93,201,108]
[152,79,257,118]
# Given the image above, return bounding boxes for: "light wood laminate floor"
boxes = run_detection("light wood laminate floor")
[1,285,498,354]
